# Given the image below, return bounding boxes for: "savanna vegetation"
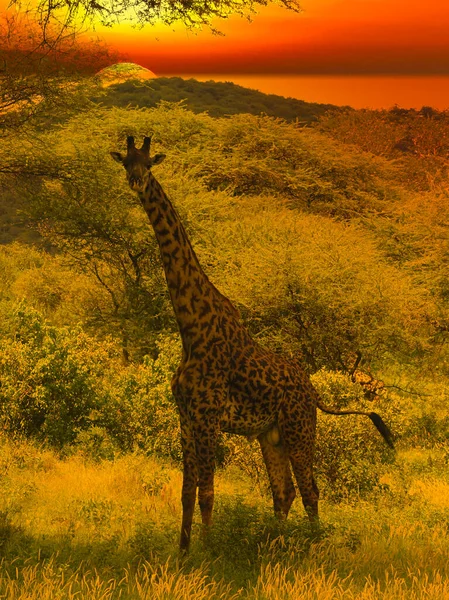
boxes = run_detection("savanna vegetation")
[1,57,449,597]
[94,76,340,122]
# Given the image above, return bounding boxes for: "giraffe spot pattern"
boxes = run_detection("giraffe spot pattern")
[111,137,393,552]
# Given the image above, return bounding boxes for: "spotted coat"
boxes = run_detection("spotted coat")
[111,136,393,551]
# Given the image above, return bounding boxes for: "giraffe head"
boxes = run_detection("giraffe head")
[110,135,166,193]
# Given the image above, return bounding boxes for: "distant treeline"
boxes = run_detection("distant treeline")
[92,77,342,123]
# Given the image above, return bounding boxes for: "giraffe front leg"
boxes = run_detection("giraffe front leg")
[176,367,225,549]
[177,406,198,552]
[194,417,219,537]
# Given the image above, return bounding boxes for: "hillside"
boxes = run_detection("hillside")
[92,76,342,122]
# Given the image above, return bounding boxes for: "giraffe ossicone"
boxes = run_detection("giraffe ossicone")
[111,135,394,552]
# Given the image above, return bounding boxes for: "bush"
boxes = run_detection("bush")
[108,335,183,458]
[0,307,184,458]
[73,426,118,461]
[0,304,120,448]
[404,413,449,448]
[311,369,396,502]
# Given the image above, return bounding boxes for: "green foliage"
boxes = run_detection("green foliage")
[0,302,181,454]
[311,369,396,502]
[0,243,100,329]
[199,495,323,587]
[0,189,42,245]
[405,414,449,447]
[0,304,119,448]
[311,368,365,408]
[2,103,441,371]
[129,520,175,557]
[400,384,449,449]
[219,206,435,371]
[108,335,182,457]
[0,512,24,552]
[73,426,118,461]
[197,113,397,218]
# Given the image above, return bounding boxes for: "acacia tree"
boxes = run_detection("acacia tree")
[12,0,301,32]
[0,10,119,134]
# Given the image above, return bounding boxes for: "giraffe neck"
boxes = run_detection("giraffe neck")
[139,174,237,343]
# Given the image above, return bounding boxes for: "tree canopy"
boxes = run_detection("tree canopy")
[11,0,301,31]
[0,11,119,133]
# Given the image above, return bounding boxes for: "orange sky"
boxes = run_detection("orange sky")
[3,0,449,107]
[95,0,449,75]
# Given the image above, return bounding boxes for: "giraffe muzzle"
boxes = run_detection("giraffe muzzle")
[129,177,143,190]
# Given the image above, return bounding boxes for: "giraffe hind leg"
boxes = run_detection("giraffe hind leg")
[280,405,319,523]
[288,449,319,522]
[258,428,296,519]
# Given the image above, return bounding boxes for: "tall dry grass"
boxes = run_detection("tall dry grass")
[0,437,448,598]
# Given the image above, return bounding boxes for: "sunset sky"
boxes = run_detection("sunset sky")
[96,0,449,75]
[3,0,449,107]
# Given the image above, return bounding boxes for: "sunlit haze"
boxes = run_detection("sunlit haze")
[95,0,449,76]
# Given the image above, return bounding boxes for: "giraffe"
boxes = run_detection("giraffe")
[111,135,394,551]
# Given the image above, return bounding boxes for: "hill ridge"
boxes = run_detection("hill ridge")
[93,75,345,122]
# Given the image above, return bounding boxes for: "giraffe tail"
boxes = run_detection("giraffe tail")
[316,401,394,449]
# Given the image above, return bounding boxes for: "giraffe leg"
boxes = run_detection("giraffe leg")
[173,368,200,552]
[258,428,296,519]
[175,366,225,548]
[178,413,198,552]
[194,420,219,533]
[281,405,320,522]
[289,454,319,522]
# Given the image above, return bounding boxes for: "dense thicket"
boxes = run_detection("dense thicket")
[0,91,448,504]
[319,106,449,191]
[2,104,445,367]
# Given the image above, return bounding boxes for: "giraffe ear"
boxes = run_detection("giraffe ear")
[151,153,166,166]
[110,151,124,164]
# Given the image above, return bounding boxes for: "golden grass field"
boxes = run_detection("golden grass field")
[1,436,449,599]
